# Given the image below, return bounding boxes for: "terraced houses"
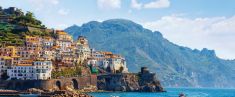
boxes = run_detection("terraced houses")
[0,30,128,80]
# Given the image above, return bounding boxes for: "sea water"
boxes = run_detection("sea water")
[89,88,235,97]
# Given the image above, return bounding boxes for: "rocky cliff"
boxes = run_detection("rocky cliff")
[97,67,164,92]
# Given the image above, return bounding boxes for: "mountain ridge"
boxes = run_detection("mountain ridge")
[65,19,235,88]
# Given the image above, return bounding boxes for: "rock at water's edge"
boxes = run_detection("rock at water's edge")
[97,67,164,92]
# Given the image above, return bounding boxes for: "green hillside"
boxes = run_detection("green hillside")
[0,8,52,46]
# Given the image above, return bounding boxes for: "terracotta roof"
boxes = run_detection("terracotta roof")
[56,30,64,32]
[101,52,113,55]
[43,37,53,40]
[57,31,67,35]
[52,46,60,48]
[16,64,32,66]
[21,59,33,62]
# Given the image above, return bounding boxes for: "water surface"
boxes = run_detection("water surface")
[89,88,235,97]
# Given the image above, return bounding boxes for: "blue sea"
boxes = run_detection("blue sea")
[89,88,235,97]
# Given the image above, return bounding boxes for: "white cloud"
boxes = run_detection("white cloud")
[143,15,235,59]
[131,0,142,9]
[131,0,170,9]
[144,0,170,9]
[97,0,121,10]
[58,9,70,16]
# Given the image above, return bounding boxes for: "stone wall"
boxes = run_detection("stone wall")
[13,25,53,33]
[97,67,164,92]
[0,75,97,91]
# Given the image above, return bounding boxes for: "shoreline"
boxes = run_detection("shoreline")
[0,89,92,97]
[86,90,167,93]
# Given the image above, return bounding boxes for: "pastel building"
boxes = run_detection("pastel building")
[0,46,18,57]
[32,60,52,80]
[42,37,54,49]
[7,60,52,80]
[25,36,42,51]
[90,51,128,73]
[75,36,91,63]
[107,55,128,73]
[56,31,72,41]
[0,30,130,80]
[55,31,73,51]
[0,53,20,79]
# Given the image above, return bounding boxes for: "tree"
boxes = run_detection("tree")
[119,66,124,73]
[11,11,43,27]
[25,11,34,19]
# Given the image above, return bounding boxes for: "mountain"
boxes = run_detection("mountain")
[65,19,235,88]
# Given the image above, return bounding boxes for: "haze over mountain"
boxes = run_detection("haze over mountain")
[65,19,235,87]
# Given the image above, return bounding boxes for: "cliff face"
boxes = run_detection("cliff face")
[97,67,164,92]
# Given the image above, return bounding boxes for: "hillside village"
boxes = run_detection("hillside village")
[0,7,128,80]
[0,31,129,80]
[0,7,164,96]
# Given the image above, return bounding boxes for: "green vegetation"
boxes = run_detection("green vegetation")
[89,65,98,74]
[116,66,124,73]
[0,10,53,46]
[21,29,52,37]
[11,11,45,28]
[52,65,82,79]
[0,23,52,46]
[0,23,24,46]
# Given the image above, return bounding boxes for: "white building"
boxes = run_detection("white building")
[56,40,72,51]
[32,61,52,80]
[107,57,128,73]
[89,51,129,73]
[7,61,52,80]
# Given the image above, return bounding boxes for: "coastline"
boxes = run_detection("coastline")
[88,88,235,97]
[0,89,92,97]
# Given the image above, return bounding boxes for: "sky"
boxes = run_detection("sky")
[0,0,235,59]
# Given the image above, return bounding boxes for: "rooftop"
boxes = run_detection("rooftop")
[57,31,67,35]
[16,64,32,66]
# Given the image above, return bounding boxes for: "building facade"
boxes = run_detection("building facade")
[7,61,52,80]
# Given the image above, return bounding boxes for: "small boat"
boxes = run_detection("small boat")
[179,93,186,97]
